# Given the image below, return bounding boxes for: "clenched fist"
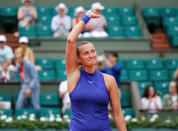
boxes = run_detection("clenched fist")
[86,9,101,18]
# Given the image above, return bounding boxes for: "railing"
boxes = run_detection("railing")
[104,49,178,58]
[134,3,152,40]
[32,49,178,58]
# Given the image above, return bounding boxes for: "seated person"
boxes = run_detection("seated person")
[84,2,108,38]
[18,0,37,27]
[51,3,71,37]
[59,80,71,116]
[0,59,16,82]
[141,85,162,113]
[15,36,41,70]
[0,35,14,70]
[163,81,178,110]
[72,6,85,29]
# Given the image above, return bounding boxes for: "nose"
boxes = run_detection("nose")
[88,52,93,57]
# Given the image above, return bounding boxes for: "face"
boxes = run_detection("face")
[16,53,24,64]
[78,43,97,67]
[93,9,102,15]
[108,54,117,64]
[169,82,176,94]
[58,8,65,16]
[24,1,31,6]
[0,42,5,49]
[20,43,27,49]
[96,10,102,15]
[148,86,155,97]
[2,61,9,71]
[77,11,84,18]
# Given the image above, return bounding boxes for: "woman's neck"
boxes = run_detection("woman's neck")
[82,65,95,74]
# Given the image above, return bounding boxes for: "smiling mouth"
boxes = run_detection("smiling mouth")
[89,59,95,61]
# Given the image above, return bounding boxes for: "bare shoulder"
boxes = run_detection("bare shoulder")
[103,73,115,82]
[67,68,81,93]
[103,73,116,92]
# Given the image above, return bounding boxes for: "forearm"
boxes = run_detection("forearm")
[18,10,25,20]
[114,114,127,131]
[32,13,37,20]
[59,92,65,99]
[155,102,160,110]
[85,24,97,30]
[18,14,24,20]
[67,21,85,43]
[103,55,112,68]
[33,12,37,19]
[72,20,76,29]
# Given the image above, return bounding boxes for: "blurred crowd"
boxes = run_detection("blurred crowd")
[141,81,178,113]
[17,0,108,38]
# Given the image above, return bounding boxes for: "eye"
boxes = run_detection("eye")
[91,49,95,54]
[84,51,89,56]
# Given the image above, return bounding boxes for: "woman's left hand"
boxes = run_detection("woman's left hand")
[86,9,101,18]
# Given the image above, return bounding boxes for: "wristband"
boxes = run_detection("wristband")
[81,14,90,24]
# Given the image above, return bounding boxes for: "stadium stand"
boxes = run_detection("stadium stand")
[9,5,144,39]
[39,107,61,119]
[15,108,37,120]
[40,93,59,107]
[0,6,18,33]
[142,7,178,49]
[0,0,178,130]
[0,109,12,117]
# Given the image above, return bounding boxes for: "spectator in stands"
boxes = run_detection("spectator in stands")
[83,2,108,37]
[15,52,40,112]
[0,59,16,82]
[15,36,35,64]
[72,6,85,29]
[173,68,178,83]
[59,80,71,116]
[141,85,162,113]
[51,3,71,37]
[101,52,122,90]
[0,35,14,69]
[15,36,41,70]
[163,81,178,110]
[18,0,37,27]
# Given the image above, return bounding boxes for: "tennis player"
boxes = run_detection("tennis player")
[66,9,127,131]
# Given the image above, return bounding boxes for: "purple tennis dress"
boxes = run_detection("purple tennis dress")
[69,68,111,131]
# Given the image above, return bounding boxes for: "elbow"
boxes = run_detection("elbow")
[67,36,75,44]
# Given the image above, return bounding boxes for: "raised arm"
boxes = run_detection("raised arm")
[66,17,86,75]
[66,10,100,76]
[102,53,113,68]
